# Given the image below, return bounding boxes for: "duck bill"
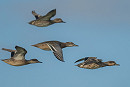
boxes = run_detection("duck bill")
[74,44,79,46]
[62,21,66,23]
[115,64,120,66]
[38,61,43,63]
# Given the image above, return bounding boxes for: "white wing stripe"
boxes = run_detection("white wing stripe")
[46,43,57,52]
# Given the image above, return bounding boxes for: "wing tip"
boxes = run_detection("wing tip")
[57,57,65,62]
[51,9,56,12]
[61,60,65,62]
[53,9,56,11]
[15,45,19,48]
[56,57,65,62]
[2,48,5,50]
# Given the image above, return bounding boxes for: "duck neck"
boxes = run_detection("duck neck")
[98,62,108,67]
[102,62,111,66]
[60,42,67,48]
[26,60,32,64]
[50,20,56,24]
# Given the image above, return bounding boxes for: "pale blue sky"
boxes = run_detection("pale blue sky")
[0,0,130,87]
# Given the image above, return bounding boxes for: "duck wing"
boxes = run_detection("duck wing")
[84,57,97,63]
[12,46,27,60]
[2,48,16,57]
[75,58,88,63]
[32,10,43,19]
[75,57,97,63]
[39,9,56,21]
[87,57,102,62]
[84,57,103,65]
[46,43,64,62]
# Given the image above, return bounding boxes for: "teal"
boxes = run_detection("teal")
[29,9,65,27]
[2,46,42,66]
[75,57,119,69]
[32,41,78,62]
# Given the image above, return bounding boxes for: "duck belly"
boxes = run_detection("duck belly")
[34,21,51,27]
[5,61,27,66]
[83,63,101,69]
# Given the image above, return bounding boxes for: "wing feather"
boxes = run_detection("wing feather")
[39,9,56,21]
[12,46,27,60]
[32,10,42,19]
[46,43,64,62]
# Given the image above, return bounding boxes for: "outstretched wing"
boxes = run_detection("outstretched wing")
[75,57,98,63]
[12,46,27,60]
[84,57,97,63]
[46,43,64,62]
[39,9,56,21]
[2,48,16,57]
[75,57,88,63]
[84,57,103,65]
[32,10,42,19]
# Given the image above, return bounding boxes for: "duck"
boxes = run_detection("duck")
[32,41,78,62]
[29,9,65,27]
[1,46,42,66]
[75,57,119,69]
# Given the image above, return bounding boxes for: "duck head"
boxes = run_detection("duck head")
[53,18,66,23]
[104,61,120,66]
[28,59,42,64]
[65,42,78,47]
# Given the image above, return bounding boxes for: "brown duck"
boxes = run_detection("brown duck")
[29,9,65,27]
[1,46,42,66]
[75,57,119,69]
[32,41,78,62]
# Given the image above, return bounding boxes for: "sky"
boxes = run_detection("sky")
[0,0,130,87]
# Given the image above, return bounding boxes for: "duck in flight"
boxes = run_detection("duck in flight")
[32,41,78,62]
[75,57,119,69]
[29,9,65,27]
[1,46,42,66]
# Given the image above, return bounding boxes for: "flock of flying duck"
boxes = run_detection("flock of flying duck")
[2,9,119,69]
